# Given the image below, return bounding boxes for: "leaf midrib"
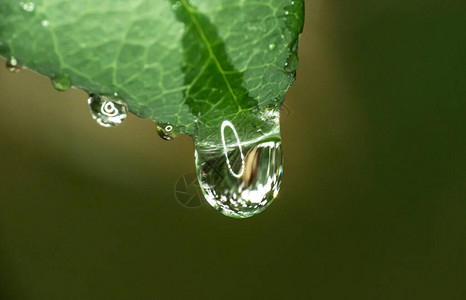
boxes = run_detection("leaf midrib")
[181,0,243,113]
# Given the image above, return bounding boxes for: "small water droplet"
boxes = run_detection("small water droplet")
[88,94,128,127]
[6,57,20,72]
[156,122,178,141]
[195,121,283,218]
[285,10,289,15]
[20,2,35,12]
[268,43,276,50]
[291,0,295,5]
[284,53,299,73]
[52,74,71,91]
[41,20,50,27]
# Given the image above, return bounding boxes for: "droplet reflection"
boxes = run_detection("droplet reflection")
[195,139,283,218]
[157,122,178,141]
[88,94,128,127]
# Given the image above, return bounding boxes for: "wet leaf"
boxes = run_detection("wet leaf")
[0,0,304,142]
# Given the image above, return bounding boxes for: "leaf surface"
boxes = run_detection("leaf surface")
[0,0,304,142]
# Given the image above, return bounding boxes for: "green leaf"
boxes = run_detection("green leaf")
[0,0,303,144]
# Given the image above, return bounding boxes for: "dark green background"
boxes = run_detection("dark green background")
[0,1,464,299]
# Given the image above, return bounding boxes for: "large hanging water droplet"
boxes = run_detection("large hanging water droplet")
[6,57,20,72]
[195,121,283,218]
[52,74,71,91]
[157,122,178,141]
[88,94,128,127]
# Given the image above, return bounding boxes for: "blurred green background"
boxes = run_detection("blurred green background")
[0,1,465,299]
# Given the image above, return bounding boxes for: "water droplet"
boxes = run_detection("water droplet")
[20,2,35,12]
[156,122,178,141]
[285,10,289,15]
[284,53,299,73]
[41,20,50,27]
[268,43,276,50]
[6,57,20,72]
[88,94,128,127]
[195,121,283,218]
[52,74,71,91]
[291,0,295,4]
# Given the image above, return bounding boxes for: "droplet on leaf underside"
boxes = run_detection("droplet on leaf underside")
[156,122,178,141]
[195,120,283,218]
[88,94,128,127]
[6,57,20,72]
[52,74,71,91]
